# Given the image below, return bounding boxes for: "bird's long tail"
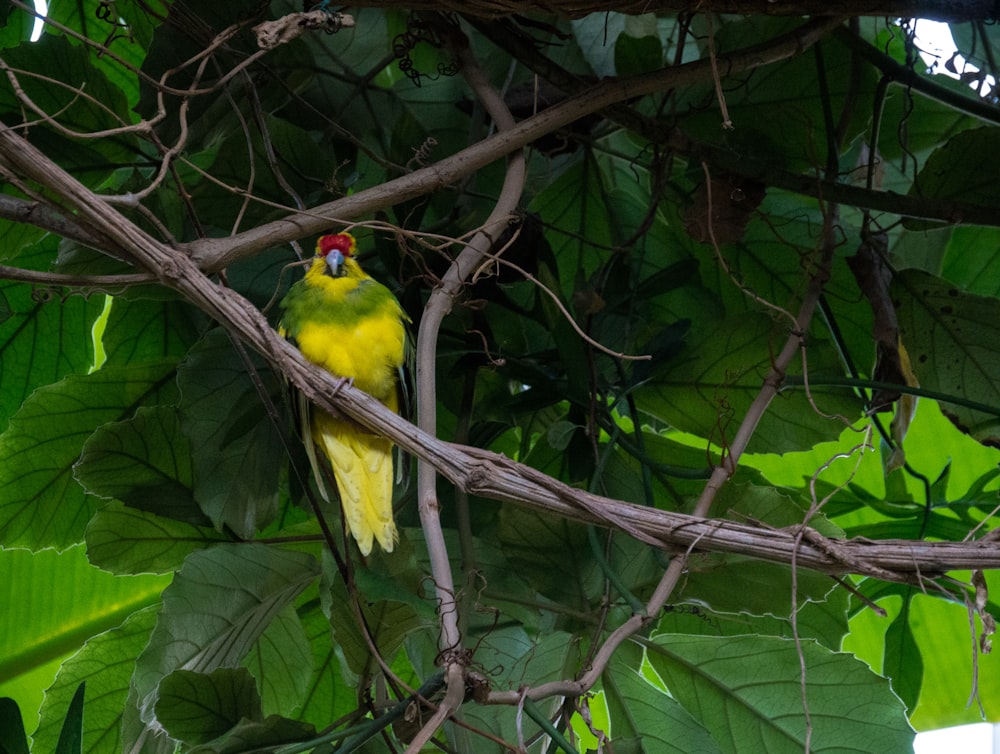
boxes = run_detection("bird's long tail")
[312,411,397,555]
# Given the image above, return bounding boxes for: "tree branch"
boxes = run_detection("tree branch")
[348,1,1000,22]
[406,19,528,749]
[0,265,154,288]
[0,194,118,251]
[185,15,845,270]
[3,100,986,598]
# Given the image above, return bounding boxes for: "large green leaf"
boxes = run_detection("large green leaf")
[32,608,158,754]
[100,297,204,367]
[132,544,318,733]
[906,127,1000,228]
[243,604,312,718]
[0,547,167,738]
[883,594,922,712]
[658,588,851,655]
[646,634,914,753]
[294,599,356,729]
[893,268,1000,446]
[155,668,262,745]
[177,329,285,538]
[52,682,85,754]
[674,16,875,172]
[635,313,862,453]
[496,506,600,612]
[0,697,30,754]
[0,34,140,174]
[322,550,427,680]
[43,0,153,110]
[529,156,615,295]
[84,502,229,576]
[459,628,585,748]
[604,658,722,753]
[0,362,178,550]
[74,405,202,524]
[186,715,315,754]
[0,242,102,428]
[846,581,1000,731]
[940,226,1000,297]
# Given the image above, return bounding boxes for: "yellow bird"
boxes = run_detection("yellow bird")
[279,232,407,554]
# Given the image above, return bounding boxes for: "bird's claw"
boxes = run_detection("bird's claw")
[331,376,355,395]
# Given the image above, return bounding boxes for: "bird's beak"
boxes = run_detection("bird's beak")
[324,250,345,277]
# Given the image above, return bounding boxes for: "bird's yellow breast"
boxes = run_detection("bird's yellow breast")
[286,257,406,408]
[295,313,403,409]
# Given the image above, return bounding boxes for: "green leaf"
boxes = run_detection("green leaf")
[243,605,312,718]
[646,634,914,752]
[675,483,844,617]
[0,34,139,175]
[75,406,203,523]
[187,715,315,754]
[614,31,663,77]
[604,660,722,753]
[893,268,1000,446]
[497,507,599,612]
[295,599,356,729]
[675,16,875,170]
[571,13,627,78]
[323,553,426,680]
[0,697,30,754]
[906,127,1000,229]
[0,547,166,737]
[177,329,285,538]
[635,313,862,453]
[0,242,102,428]
[940,226,1000,298]
[658,588,851,654]
[878,579,1000,730]
[100,297,204,367]
[883,595,922,712]
[0,362,178,550]
[85,502,229,576]
[53,682,85,754]
[33,607,158,754]
[529,157,614,295]
[134,544,319,729]
[460,628,584,746]
[0,6,34,49]
[156,668,262,745]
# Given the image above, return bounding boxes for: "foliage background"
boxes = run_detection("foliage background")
[1,1,1000,752]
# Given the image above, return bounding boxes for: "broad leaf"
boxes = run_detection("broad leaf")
[636,313,862,453]
[0,362,178,550]
[0,697,30,754]
[75,406,203,525]
[604,659,722,753]
[177,329,285,538]
[646,634,914,752]
[31,606,158,754]
[133,544,318,731]
[243,604,313,719]
[0,242,101,429]
[85,502,229,576]
[100,297,204,367]
[0,547,166,739]
[156,668,262,745]
[906,127,1000,229]
[893,268,1000,446]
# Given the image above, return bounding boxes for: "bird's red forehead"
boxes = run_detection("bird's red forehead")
[318,233,355,257]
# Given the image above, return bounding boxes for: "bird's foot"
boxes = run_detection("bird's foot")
[330,376,355,396]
